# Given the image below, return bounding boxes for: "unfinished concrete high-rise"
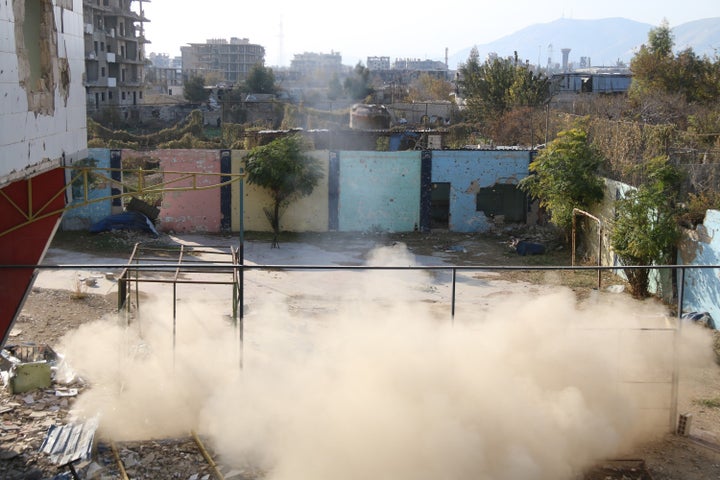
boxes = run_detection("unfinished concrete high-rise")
[181,38,266,85]
[83,0,150,117]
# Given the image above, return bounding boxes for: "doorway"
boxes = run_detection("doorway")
[430,182,450,229]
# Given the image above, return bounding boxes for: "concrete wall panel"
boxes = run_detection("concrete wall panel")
[431,150,531,232]
[678,209,720,324]
[338,151,421,232]
[232,150,330,232]
[582,178,668,299]
[135,150,224,233]
[61,149,113,230]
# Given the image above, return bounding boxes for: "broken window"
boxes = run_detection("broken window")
[14,0,58,115]
[476,184,527,223]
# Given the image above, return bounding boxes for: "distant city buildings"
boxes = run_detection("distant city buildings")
[83,0,150,114]
[392,58,448,72]
[290,51,344,76]
[367,56,391,70]
[149,53,181,69]
[181,38,265,85]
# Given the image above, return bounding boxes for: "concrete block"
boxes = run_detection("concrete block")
[9,361,52,394]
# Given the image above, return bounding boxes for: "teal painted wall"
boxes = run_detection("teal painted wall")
[338,151,421,232]
[431,150,531,232]
[678,209,720,325]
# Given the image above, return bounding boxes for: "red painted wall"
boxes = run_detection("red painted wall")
[0,168,65,346]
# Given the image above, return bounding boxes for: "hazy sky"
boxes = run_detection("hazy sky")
[140,0,719,67]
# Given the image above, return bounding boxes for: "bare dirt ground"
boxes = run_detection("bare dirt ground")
[2,229,720,479]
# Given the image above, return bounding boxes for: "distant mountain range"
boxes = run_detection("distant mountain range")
[448,17,720,70]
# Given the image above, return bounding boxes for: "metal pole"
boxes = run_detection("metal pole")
[572,208,603,290]
[544,102,550,145]
[571,213,577,267]
[669,266,685,432]
[173,282,177,370]
[451,268,457,325]
[239,168,244,369]
[597,225,603,290]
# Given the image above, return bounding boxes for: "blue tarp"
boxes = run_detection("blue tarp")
[89,211,159,237]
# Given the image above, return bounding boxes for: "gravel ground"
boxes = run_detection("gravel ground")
[2,231,720,479]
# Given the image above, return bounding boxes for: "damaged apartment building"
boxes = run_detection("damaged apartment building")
[84,0,150,119]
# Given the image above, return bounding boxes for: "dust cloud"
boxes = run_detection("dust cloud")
[58,243,715,480]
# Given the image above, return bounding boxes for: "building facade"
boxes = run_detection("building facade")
[83,0,150,115]
[393,58,448,73]
[366,56,391,70]
[1,0,88,345]
[290,51,343,77]
[181,38,265,85]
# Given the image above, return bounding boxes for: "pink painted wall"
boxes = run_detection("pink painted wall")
[123,150,223,233]
[159,150,222,233]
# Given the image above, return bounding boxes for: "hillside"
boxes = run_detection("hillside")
[449,17,720,70]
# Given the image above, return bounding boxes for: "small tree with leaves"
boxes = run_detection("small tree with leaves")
[610,156,681,298]
[519,126,605,234]
[244,135,323,247]
[184,75,210,104]
[344,62,374,101]
[244,63,277,94]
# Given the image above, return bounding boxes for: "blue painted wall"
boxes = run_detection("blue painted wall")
[678,209,720,325]
[430,150,531,232]
[61,149,113,230]
[338,151,421,232]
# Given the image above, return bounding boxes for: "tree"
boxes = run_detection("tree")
[327,73,343,101]
[407,73,454,102]
[184,75,210,103]
[245,63,277,94]
[244,135,323,247]
[610,156,681,298]
[458,50,549,123]
[344,62,374,101]
[508,66,550,108]
[456,47,483,100]
[630,20,720,112]
[519,126,605,233]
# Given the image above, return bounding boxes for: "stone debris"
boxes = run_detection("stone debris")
[1,373,265,479]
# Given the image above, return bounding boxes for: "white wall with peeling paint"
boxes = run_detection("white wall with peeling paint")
[0,0,87,186]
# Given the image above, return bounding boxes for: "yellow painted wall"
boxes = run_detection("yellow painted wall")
[231,150,330,232]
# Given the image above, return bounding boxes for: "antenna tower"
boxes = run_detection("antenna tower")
[277,19,284,67]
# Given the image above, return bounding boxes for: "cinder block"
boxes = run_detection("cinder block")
[9,361,52,394]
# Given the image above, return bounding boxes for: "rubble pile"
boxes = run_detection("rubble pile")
[0,375,264,479]
[0,385,80,479]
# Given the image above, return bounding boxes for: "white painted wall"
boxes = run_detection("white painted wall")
[0,0,87,185]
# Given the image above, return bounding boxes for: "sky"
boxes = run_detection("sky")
[139,0,720,68]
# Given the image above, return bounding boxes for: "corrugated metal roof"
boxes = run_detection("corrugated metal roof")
[40,416,99,466]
